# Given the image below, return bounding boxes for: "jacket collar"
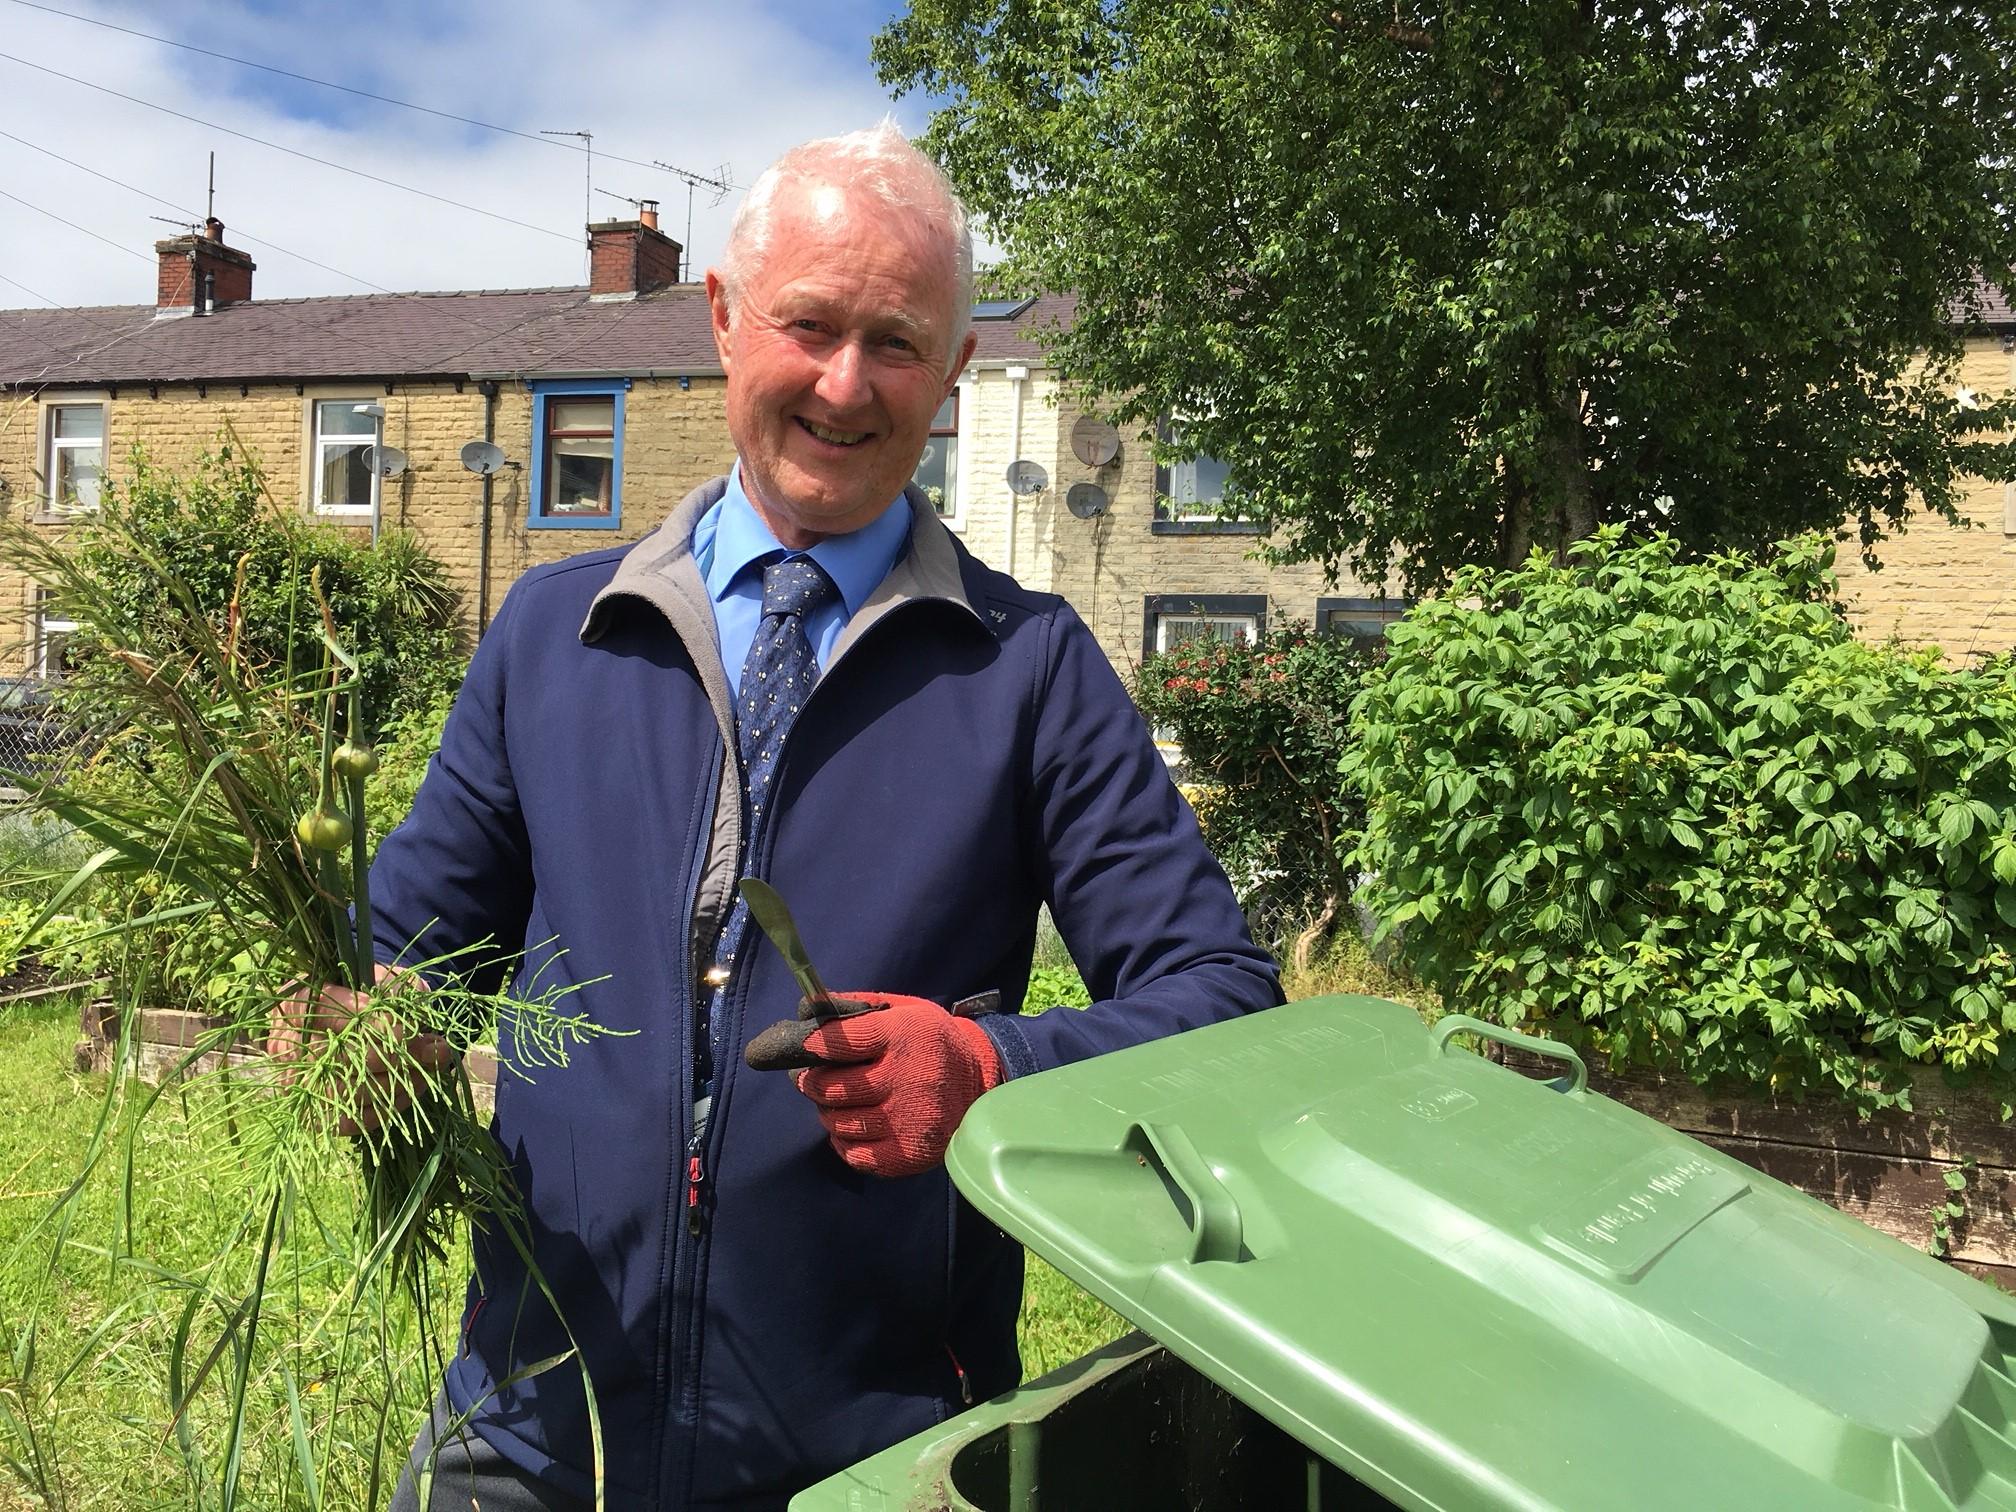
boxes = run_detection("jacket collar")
[580,479,988,652]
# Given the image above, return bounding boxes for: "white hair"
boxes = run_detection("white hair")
[716,121,975,367]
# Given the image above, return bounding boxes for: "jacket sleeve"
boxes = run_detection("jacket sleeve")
[366,584,535,997]
[976,603,1282,1079]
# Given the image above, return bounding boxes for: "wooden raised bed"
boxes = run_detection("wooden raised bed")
[1498,1044,2016,1288]
[75,1000,500,1117]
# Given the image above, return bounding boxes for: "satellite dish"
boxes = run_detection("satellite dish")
[460,440,506,476]
[1066,482,1108,520]
[362,444,408,479]
[1005,460,1048,495]
[1070,416,1121,467]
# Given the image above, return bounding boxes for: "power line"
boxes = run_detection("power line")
[0,0,724,181]
[0,50,581,246]
[0,186,152,264]
[0,126,402,295]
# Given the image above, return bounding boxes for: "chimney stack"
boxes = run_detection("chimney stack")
[155,219,255,313]
[587,213,683,298]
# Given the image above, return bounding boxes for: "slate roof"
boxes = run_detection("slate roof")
[0,285,1077,391]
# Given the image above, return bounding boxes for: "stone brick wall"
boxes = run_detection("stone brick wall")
[1,376,739,667]
[7,336,2005,683]
[1837,335,2016,657]
[977,381,1389,678]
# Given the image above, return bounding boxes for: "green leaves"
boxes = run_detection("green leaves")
[1135,626,1369,936]
[1351,530,2016,1109]
[880,0,2016,590]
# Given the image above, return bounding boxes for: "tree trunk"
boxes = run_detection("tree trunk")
[1540,378,1598,554]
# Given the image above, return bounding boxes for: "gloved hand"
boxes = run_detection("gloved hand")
[790,993,1004,1178]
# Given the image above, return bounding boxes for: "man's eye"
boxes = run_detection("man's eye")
[793,319,824,333]
[883,334,916,352]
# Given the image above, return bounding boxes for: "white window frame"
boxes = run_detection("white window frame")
[34,592,77,678]
[1154,612,1257,653]
[912,381,970,529]
[307,395,381,517]
[40,398,106,519]
[1153,413,1253,531]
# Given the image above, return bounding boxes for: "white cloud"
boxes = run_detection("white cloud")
[0,0,929,309]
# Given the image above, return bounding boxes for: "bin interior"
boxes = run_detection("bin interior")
[947,1344,1393,1512]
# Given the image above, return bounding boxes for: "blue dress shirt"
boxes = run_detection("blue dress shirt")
[692,466,913,689]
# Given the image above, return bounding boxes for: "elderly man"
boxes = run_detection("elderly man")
[368,124,1280,1510]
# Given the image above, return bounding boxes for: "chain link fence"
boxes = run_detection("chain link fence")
[0,677,82,800]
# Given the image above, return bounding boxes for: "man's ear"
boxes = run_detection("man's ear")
[944,331,978,396]
[706,270,735,373]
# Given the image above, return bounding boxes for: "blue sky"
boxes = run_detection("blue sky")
[0,0,949,309]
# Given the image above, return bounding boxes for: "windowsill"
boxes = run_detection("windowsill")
[29,509,98,525]
[1151,519,1264,536]
[528,512,622,531]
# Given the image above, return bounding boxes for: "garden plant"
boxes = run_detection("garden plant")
[1347,528,2016,1110]
[0,458,614,1509]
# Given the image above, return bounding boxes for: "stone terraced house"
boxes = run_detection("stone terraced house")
[1,213,2010,692]
[0,213,1386,691]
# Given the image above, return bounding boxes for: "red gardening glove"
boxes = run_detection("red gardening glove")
[795,993,1004,1178]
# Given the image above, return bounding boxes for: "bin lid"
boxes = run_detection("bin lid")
[947,995,2016,1511]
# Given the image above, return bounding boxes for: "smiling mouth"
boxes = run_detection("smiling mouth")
[797,418,870,447]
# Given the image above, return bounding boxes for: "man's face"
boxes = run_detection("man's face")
[708,185,977,547]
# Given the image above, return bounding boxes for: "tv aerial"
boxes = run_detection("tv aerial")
[1070,416,1121,467]
[459,440,507,476]
[1066,482,1109,520]
[650,158,736,281]
[1006,460,1049,495]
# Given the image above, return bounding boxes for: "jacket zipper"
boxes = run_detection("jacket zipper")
[658,741,723,1510]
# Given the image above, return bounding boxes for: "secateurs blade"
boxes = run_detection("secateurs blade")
[737,877,884,1071]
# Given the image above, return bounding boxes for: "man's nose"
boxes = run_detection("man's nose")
[814,340,872,410]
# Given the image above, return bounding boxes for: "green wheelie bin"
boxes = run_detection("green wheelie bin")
[793,994,2016,1510]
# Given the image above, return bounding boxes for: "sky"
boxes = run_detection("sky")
[0,0,948,312]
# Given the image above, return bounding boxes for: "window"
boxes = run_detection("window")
[43,403,103,516]
[911,390,961,521]
[1317,596,1410,655]
[311,399,378,515]
[529,380,627,530]
[34,592,77,678]
[1141,594,1266,663]
[970,297,1036,321]
[1153,417,1256,534]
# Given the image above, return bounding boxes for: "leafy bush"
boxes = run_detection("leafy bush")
[1135,626,1370,939]
[62,442,464,737]
[1347,529,2016,1109]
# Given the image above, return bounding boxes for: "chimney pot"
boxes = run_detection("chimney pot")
[204,217,225,242]
[640,200,659,231]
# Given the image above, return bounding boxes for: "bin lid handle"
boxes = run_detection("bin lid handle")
[1431,1015,1589,1095]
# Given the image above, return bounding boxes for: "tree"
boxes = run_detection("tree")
[876,2,2016,591]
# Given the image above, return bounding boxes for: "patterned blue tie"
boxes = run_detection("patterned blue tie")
[695,555,836,1122]
[736,556,835,819]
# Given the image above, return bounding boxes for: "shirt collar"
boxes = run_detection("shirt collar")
[700,465,913,616]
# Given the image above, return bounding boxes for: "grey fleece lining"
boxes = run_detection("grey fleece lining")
[577,479,990,989]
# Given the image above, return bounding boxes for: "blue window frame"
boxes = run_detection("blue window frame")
[529,379,629,530]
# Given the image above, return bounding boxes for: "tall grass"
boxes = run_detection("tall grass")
[0,493,610,1510]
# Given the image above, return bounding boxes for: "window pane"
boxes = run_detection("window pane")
[1157,614,1255,652]
[316,400,376,437]
[912,433,957,516]
[52,405,103,440]
[1170,454,1230,508]
[928,394,956,431]
[549,437,614,515]
[319,442,372,509]
[54,443,102,511]
[548,398,614,434]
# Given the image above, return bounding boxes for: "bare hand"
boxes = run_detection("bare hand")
[267,966,454,1138]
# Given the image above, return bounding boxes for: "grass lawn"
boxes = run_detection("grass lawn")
[0,991,1125,1510]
